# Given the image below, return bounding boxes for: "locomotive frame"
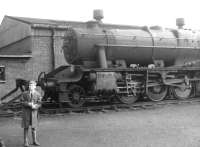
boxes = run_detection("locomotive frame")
[38,64,200,108]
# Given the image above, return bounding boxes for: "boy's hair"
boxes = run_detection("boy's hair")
[29,80,36,85]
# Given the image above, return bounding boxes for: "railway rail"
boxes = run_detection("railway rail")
[1,97,200,117]
[39,97,200,114]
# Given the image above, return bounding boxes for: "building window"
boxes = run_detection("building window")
[0,66,5,82]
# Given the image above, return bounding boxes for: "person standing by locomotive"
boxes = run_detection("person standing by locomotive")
[21,80,42,147]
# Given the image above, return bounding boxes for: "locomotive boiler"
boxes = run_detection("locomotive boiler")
[38,10,200,108]
[63,18,200,68]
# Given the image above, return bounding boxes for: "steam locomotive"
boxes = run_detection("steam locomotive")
[38,10,200,108]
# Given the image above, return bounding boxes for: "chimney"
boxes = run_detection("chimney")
[176,18,185,29]
[93,9,104,23]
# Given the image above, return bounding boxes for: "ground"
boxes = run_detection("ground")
[1,103,200,147]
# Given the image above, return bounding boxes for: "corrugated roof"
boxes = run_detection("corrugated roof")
[6,15,141,29]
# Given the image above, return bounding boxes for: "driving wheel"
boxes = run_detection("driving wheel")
[147,85,168,101]
[172,83,192,99]
[68,85,86,108]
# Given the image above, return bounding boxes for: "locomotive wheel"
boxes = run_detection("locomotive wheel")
[172,83,192,99]
[117,95,138,104]
[68,85,86,108]
[147,85,168,101]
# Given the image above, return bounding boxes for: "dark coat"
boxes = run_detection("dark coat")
[21,90,42,128]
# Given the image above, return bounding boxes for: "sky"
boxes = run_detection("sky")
[0,0,200,29]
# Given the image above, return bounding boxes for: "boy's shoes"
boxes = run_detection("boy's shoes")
[33,141,40,146]
[24,143,29,147]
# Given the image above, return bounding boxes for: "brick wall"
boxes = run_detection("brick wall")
[0,59,27,100]
[25,36,52,81]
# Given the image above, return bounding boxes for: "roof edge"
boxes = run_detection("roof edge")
[5,15,32,24]
[5,15,142,30]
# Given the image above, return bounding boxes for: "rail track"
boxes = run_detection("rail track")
[1,97,200,117]
[39,97,200,114]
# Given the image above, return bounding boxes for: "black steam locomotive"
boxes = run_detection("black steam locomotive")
[38,10,200,108]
